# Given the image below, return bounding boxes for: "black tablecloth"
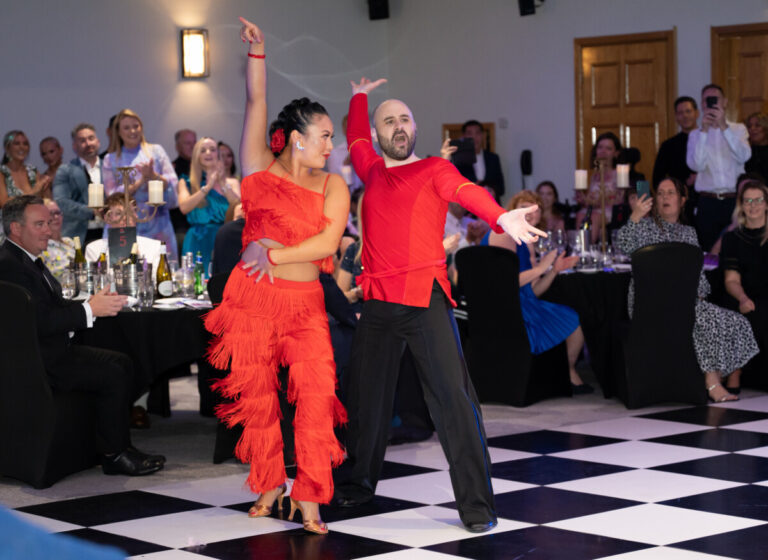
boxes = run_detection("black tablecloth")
[75,307,209,414]
[542,271,631,397]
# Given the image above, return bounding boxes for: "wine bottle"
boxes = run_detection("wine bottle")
[582,205,593,230]
[121,242,139,266]
[73,236,86,267]
[156,244,173,297]
[193,251,204,296]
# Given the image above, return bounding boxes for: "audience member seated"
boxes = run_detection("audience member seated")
[708,173,764,256]
[41,198,75,281]
[218,141,240,180]
[617,178,758,402]
[721,181,768,388]
[103,109,179,259]
[687,84,751,252]
[576,131,626,243]
[0,131,52,239]
[178,137,240,274]
[53,123,101,245]
[38,136,63,199]
[744,112,768,184]
[85,193,162,271]
[535,181,565,232]
[454,120,505,201]
[0,195,164,475]
[487,191,592,394]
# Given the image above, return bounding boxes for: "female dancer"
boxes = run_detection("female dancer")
[204,17,349,534]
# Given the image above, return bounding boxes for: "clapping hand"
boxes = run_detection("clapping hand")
[239,16,264,44]
[351,77,387,96]
[739,296,756,315]
[497,205,547,244]
[630,194,653,223]
[136,159,156,182]
[442,232,461,254]
[554,253,579,273]
[241,241,274,284]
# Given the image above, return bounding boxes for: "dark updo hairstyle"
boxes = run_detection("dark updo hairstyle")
[268,97,329,156]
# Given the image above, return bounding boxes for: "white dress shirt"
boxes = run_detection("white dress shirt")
[686,121,751,193]
[85,235,162,273]
[472,150,486,183]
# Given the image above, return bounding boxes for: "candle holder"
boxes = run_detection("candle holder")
[89,166,165,226]
[595,159,609,256]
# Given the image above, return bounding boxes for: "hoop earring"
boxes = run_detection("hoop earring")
[296,141,304,151]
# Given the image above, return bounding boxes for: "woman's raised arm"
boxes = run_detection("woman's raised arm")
[238,17,273,176]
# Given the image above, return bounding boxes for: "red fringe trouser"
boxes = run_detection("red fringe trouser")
[204,266,347,503]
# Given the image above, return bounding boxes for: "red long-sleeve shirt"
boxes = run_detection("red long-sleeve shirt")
[348,93,506,307]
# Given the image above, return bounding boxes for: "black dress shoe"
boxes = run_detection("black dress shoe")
[571,382,595,395]
[127,445,166,464]
[464,519,498,533]
[333,495,373,508]
[102,448,164,476]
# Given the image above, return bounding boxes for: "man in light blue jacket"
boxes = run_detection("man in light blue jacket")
[52,123,100,244]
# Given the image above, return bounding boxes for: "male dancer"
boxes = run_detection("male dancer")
[333,78,544,533]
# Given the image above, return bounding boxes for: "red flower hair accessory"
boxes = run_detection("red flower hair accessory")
[270,128,285,153]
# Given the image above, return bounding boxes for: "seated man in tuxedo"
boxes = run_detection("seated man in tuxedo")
[85,193,162,271]
[454,120,505,202]
[0,195,164,476]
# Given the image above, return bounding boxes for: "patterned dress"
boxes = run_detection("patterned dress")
[0,164,37,242]
[42,237,75,281]
[617,218,758,377]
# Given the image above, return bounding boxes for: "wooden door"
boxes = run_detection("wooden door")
[575,31,676,181]
[712,23,768,123]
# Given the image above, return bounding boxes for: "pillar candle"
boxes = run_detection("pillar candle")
[148,180,164,204]
[88,183,103,207]
[574,170,588,190]
[616,164,630,188]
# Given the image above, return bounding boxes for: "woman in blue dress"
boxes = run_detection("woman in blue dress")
[177,137,241,274]
[103,109,180,260]
[487,191,592,393]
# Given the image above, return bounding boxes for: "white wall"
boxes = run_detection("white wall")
[386,0,768,201]
[3,0,768,202]
[0,0,388,171]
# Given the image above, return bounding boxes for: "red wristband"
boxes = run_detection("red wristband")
[266,249,277,266]
[248,53,265,59]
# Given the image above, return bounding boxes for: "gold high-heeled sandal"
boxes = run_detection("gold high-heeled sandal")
[248,484,287,518]
[288,497,328,534]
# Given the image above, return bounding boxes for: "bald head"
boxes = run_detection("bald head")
[374,99,418,161]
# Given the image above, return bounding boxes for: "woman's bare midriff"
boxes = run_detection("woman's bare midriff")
[258,237,319,282]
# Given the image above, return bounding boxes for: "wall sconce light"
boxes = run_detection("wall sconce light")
[181,29,209,78]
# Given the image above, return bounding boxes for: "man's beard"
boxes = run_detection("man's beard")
[379,129,416,161]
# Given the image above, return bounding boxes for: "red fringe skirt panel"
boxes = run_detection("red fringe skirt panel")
[204,265,347,503]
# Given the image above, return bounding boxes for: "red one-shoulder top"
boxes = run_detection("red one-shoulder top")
[240,163,334,274]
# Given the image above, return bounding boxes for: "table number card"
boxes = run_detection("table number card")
[108,226,137,266]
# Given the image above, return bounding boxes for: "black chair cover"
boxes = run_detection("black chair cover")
[0,281,98,488]
[455,246,571,407]
[616,242,706,408]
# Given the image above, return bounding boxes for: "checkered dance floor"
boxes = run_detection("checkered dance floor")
[12,396,768,559]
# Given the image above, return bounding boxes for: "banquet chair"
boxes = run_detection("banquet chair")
[455,246,571,407]
[0,281,99,488]
[614,242,706,408]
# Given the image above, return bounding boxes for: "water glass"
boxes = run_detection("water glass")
[554,229,566,254]
[60,269,77,299]
[137,274,154,309]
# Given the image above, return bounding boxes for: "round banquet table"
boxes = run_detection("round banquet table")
[74,306,209,415]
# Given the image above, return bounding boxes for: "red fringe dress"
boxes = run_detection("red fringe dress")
[204,166,347,504]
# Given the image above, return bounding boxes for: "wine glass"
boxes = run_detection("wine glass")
[554,229,566,254]
[60,270,77,299]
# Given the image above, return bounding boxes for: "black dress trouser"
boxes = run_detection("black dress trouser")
[49,345,134,455]
[335,282,496,525]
